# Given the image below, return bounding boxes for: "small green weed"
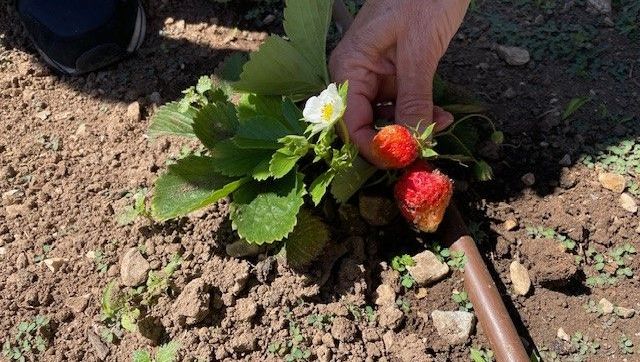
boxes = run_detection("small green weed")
[571,332,600,358]
[2,315,50,361]
[93,249,110,274]
[526,226,577,251]
[268,319,311,361]
[33,244,52,263]
[117,188,150,225]
[429,242,466,270]
[306,313,333,331]
[396,297,411,314]
[585,244,635,287]
[347,304,376,325]
[470,346,495,362]
[132,340,181,362]
[619,335,635,354]
[452,290,473,312]
[390,254,416,289]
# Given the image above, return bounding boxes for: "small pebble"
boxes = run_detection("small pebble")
[521,173,536,186]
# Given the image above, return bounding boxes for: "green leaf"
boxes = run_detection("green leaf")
[219,53,249,82]
[562,96,591,120]
[269,136,311,179]
[331,156,377,203]
[121,308,140,332]
[101,280,124,319]
[283,0,332,84]
[156,341,181,362]
[210,139,275,177]
[237,115,292,142]
[474,160,494,181]
[282,98,305,135]
[238,94,283,120]
[284,210,330,267]
[151,156,247,221]
[132,349,152,362]
[230,172,306,244]
[148,102,197,139]
[309,171,335,206]
[192,101,238,149]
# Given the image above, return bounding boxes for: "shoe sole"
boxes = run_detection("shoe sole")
[35,2,146,75]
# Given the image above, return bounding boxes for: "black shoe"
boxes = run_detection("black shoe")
[16,0,146,75]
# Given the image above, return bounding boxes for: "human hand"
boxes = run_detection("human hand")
[329,0,470,168]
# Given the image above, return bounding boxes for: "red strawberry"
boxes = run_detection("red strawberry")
[394,161,453,233]
[371,125,419,169]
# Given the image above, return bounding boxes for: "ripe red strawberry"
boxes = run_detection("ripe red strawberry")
[394,161,453,233]
[371,125,419,169]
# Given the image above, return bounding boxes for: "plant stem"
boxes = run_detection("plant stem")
[337,118,350,144]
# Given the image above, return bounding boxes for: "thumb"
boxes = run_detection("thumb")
[394,39,438,130]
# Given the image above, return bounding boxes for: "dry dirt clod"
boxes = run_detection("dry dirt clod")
[619,193,638,213]
[374,284,396,306]
[521,238,577,286]
[378,306,404,330]
[430,310,476,345]
[15,253,28,269]
[2,189,24,206]
[44,257,68,273]
[587,0,612,13]
[415,287,428,299]
[557,327,570,341]
[126,101,141,122]
[406,250,449,286]
[615,306,635,319]
[495,45,531,66]
[509,260,531,296]
[5,203,29,219]
[316,345,332,362]
[331,316,357,342]
[598,298,614,315]
[358,193,398,226]
[234,298,258,322]
[87,329,110,360]
[65,294,90,313]
[503,218,518,231]
[120,248,150,287]
[173,278,211,325]
[521,173,536,186]
[598,172,626,193]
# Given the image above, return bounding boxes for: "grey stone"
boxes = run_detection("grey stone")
[619,193,637,213]
[496,45,530,66]
[431,310,476,345]
[44,258,68,273]
[406,250,449,286]
[120,248,150,287]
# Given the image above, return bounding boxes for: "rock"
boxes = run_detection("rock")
[0,247,6,256]
[559,154,572,166]
[509,261,531,296]
[406,250,449,286]
[598,172,626,193]
[174,19,186,32]
[44,257,68,272]
[495,45,530,66]
[16,253,28,268]
[415,287,428,299]
[235,298,258,322]
[321,332,335,348]
[126,101,141,122]
[358,193,398,226]
[557,327,570,342]
[230,331,257,352]
[262,14,276,25]
[521,238,577,286]
[2,189,24,206]
[587,0,611,13]
[598,298,614,315]
[87,330,110,360]
[521,173,536,186]
[75,123,87,136]
[431,310,476,345]
[503,218,518,231]
[615,306,635,319]
[225,239,266,257]
[35,110,51,120]
[619,193,637,213]
[503,87,516,99]
[378,306,403,330]
[330,316,357,342]
[316,345,332,362]
[374,284,396,306]
[382,330,395,351]
[65,294,90,313]
[5,203,29,218]
[120,248,150,287]
[173,278,210,325]
[148,92,161,104]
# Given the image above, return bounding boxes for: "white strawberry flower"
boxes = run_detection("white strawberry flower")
[302,83,345,136]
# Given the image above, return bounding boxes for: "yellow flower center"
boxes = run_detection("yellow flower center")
[321,103,334,122]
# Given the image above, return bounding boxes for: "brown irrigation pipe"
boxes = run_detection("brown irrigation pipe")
[330,2,530,361]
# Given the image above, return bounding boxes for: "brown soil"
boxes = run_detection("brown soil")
[1,0,639,361]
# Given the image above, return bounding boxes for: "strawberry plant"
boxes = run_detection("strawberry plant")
[148,0,499,265]
[390,254,416,289]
